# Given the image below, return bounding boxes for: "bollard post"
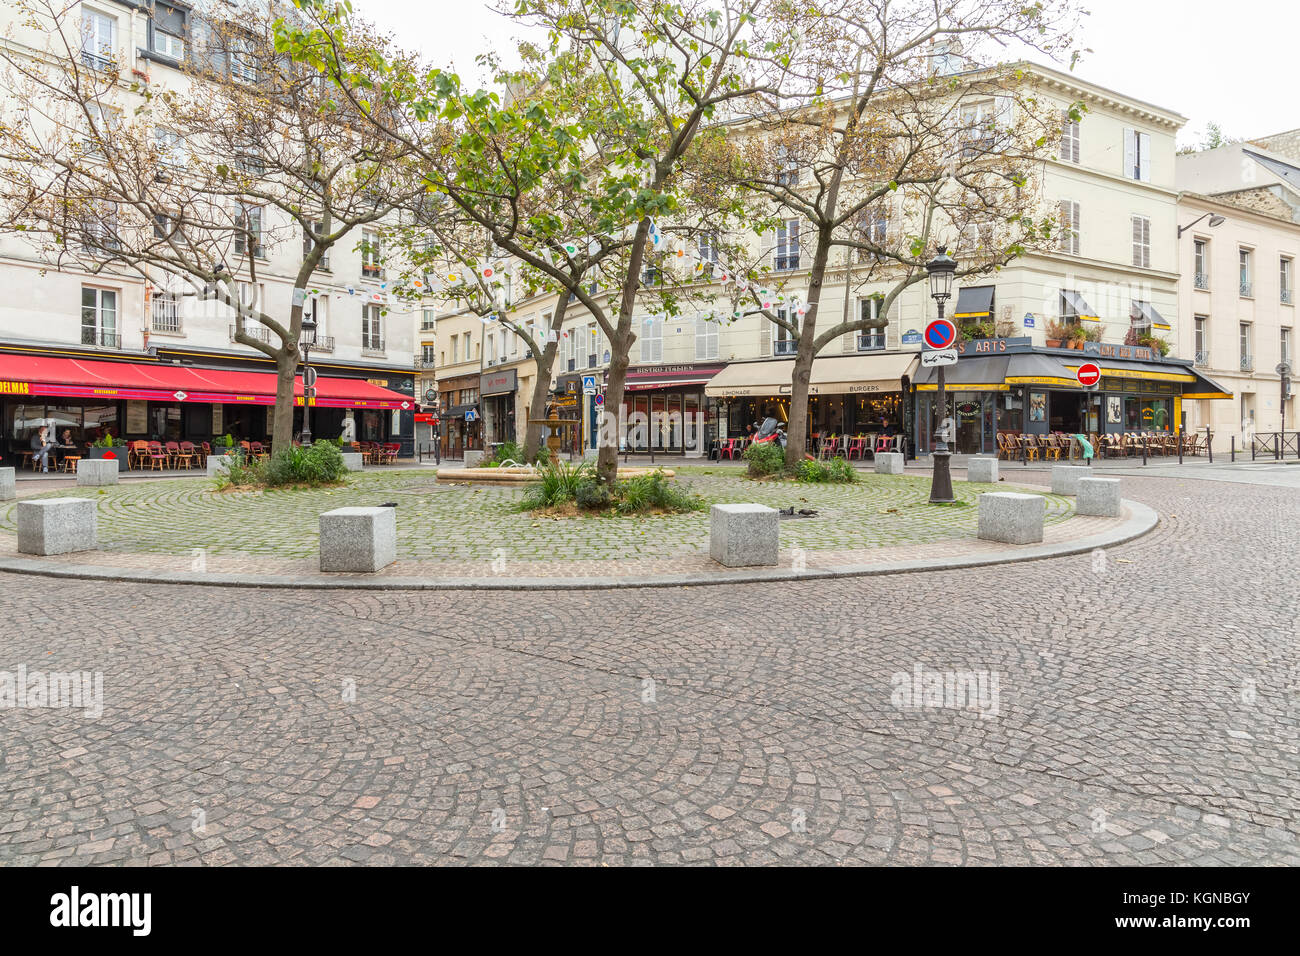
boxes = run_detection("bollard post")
[1178,423,1184,465]
[1251,436,1256,461]
[1142,437,1147,466]
[1276,432,1282,461]
[1206,426,1213,463]
[1231,436,1235,462]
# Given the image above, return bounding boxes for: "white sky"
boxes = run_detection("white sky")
[356,0,1293,148]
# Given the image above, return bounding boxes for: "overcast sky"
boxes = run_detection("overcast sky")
[356,0,1292,148]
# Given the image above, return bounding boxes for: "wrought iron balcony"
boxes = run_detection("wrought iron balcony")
[1194,350,1210,367]
[857,333,886,351]
[1282,288,1293,305]
[1240,280,1253,298]
[81,327,121,349]
[774,254,800,271]
[1193,272,1209,291]
[150,298,182,334]
[1240,354,1254,372]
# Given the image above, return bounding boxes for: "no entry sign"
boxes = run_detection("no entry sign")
[1076,362,1101,387]
[924,318,957,350]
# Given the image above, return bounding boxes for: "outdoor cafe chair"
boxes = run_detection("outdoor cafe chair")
[176,442,198,470]
[146,441,168,471]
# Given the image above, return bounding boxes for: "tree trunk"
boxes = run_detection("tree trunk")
[784,227,836,471]
[273,346,297,452]
[522,294,568,462]
[597,219,652,486]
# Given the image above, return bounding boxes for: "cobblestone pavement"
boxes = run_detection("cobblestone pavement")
[0,468,1076,577]
[0,469,1294,865]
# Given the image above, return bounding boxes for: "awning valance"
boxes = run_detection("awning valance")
[1130,301,1172,331]
[914,352,1078,390]
[952,286,994,319]
[0,354,413,409]
[1181,367,1235,400]
[1061,360,1195,384]
[1061,290,1099,321]
[704,353,917,398]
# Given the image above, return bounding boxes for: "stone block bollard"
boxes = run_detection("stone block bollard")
[709,503,779,568]
[463,450,485,469]
[341,453,365,472]
[977,492,1045,545]
[206,456,234,478]
[16,498,97,555]
[966,456,998,483]
[319,506,396,573]
[874,452,904,475]
[0,466,14,501]
[1050,465,1093,495]
[75,458,119,487]
[1076,477,1122,517]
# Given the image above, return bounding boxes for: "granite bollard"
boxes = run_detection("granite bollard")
[0,466,14,501]
[1076,477,1122,517]
[16,497,97,555]
[1050,464,1093,495]
[75,458,119,487]
[874,452,904,475]
[341,452,364,472]
[320,506,396,573]
[206,456,233,478]
[463,450,485,469]
[977,492,1044,545]
[709,503,779,568]
[966,456,998,483]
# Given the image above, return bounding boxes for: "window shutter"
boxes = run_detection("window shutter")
[759,320,771,356]
[1123,128,1136,179]
[886,301,900,350]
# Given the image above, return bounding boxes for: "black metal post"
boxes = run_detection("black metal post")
[1251,435,1256,460]
[1142,437,1147,466]
[1231,436,1235,461]
[300,341,312,446]
[1207,425,1213,463]
[1178,422,1184,465]
[928,300,954,503]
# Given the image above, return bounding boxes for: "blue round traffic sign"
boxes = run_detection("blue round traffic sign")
[924,318,957,350]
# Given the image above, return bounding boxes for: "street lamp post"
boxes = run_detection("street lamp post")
[926,247,958,504]
[300,305,317,446]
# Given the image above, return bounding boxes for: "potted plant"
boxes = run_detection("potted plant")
[1082,324,1103,343]
[1137,333,1171,357]
[211,433,237,456]
[1068,324,1087,350]
[1044,320,1071,348]
[86,434,128,471]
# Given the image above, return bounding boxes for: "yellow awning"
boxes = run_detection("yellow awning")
[1062,363,1195,383]
[704,353,918,397]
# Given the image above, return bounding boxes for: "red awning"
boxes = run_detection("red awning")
[0,354,413,410]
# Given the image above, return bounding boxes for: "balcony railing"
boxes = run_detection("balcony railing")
[306,334,334,353]
[774,254,800,271]
[81,327,121,349]
[361,338,385,353]
[774,339,797,356]
[1193,272,1209,290]
[1240,280,1253,297]
[150,298,182,334]
[1194,350,1210,367]
[361,264,384,280]
[1240,354,1254,372]
[1283,289,1294,305]
[857,333,886,351]
[230,324,273,345]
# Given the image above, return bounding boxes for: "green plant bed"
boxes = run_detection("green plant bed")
[518,460,703,516]
[214,440,346,489]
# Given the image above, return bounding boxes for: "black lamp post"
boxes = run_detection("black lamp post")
[926,247,957,504]
[300,305,317,446]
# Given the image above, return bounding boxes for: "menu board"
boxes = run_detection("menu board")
[211,404,223,435]
[126,401,148,434]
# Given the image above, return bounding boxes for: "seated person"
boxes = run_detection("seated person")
[30,426,56,473]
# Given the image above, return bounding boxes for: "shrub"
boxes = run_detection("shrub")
[827,457,857,483]
[743,441,785,477]
[215,452,261,488]
[491,440,524,465]
[614,470,704,515]
[218,441,344,489]
[796,458,829,482]
[519,459,593,509]
[575,479,611,510]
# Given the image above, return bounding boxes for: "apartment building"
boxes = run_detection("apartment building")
[0,1,419,460]
[1175,138,1300,448]
[466,62,1224,458]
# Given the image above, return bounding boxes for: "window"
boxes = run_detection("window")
[695,315,718,360]
[236,281,263,310]
[640,316,663,362]
[775,219,800,270]
[233,204,263,258]
[361,230,382,279]
[449,335,458,364]
[1281,328,1291,366]
[1058,200,1080,255]
[151,290,181,334]
[1239,248,1253,297]
[1059,290,1082,326]
[857,299,885,350]
[565,327,577,371]
[421,308,436,331]
[150,3,187,60]
[83,202,120,252]
[697,231,719,265]
[303,222,330,271]
[1060,111,1080,164]
[485,333,496,364]
[586,322,598,368]
[1123,128,1151,181]
[81,286,119,348]
[1131,215,1151,269]
[1239,322,1252,371]
[229,34,259,85]
[959,101,996,158]
[83,103,121,158]
[1194,315,1207,366]
[859,207,889,261]
[153,212,176,241]
[775,147,800,186]
[422,344,436,366]
[773,308,798,356]
[362,304,383,351]
[1281,257,1293,305]
[1193,239,1209,290]
[81,10,116,70]
[154,128,185,167]
[151,27,184,59]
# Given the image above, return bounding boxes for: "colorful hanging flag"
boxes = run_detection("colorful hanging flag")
[345,285,356,296]
[479,263,498,281]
